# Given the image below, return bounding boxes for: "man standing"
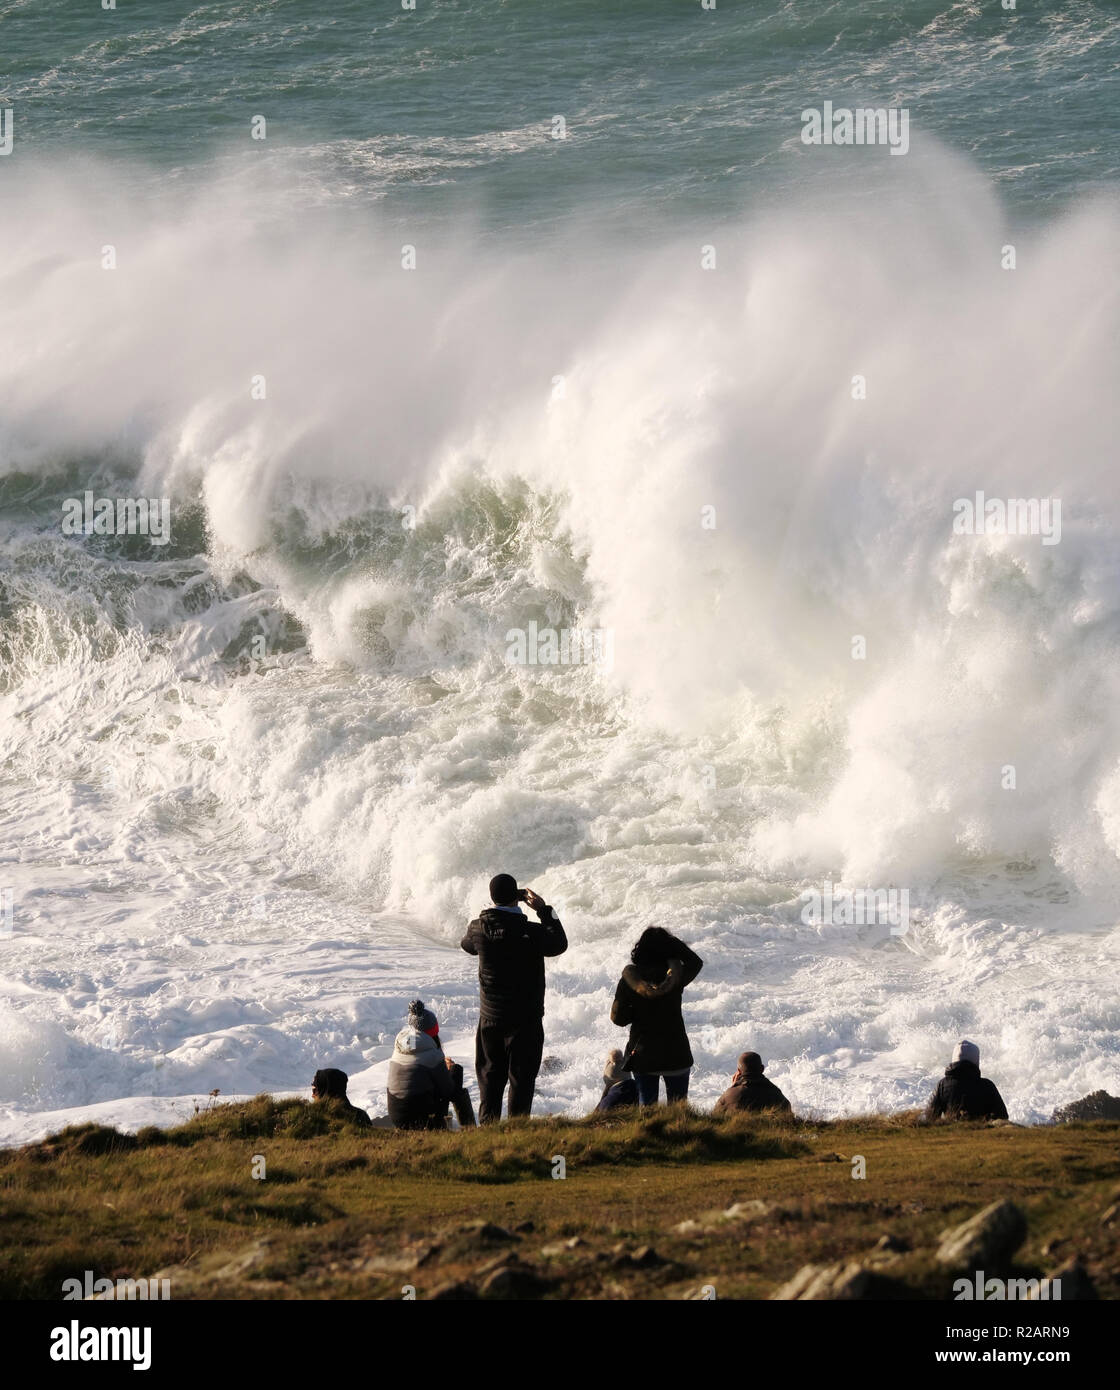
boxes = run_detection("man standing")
[461,874,568,1123]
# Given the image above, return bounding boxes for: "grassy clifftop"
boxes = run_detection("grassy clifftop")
[2,1100,1117,1300]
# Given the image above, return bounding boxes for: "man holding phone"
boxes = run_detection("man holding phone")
[460,873,568,1123]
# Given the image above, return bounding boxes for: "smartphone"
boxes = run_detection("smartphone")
[517,888,529,901]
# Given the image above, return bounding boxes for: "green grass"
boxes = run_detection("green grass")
[2,1098,1117,1300]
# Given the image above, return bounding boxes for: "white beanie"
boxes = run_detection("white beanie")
[952,1039,980,1066]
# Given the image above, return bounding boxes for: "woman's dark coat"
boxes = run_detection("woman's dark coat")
[610,940,702,1074]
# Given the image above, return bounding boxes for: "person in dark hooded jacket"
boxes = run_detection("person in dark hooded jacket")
[713,1052,792,1115]
[311,1067,372,1127]
[610,927,702,1105]
[461,875,567,1122]
[926,1039,1008,1121]
[386,1000,476,1130]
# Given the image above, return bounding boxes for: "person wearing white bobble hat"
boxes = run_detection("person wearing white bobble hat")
[386,999,476,1130]
[926,1039,1008,1121]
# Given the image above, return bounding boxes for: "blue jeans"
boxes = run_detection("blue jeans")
[635,1070,690,1106]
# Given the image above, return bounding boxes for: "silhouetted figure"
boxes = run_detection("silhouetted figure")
[713,1051,792,1115]
[311,1067,372,1127]
[926,1040,1008,1121]
[461,875,567,1122]
[610,926,703,1105]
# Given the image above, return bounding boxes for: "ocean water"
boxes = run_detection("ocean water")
[1,0,1119,1143]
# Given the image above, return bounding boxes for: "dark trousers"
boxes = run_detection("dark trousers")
[475,1017,544,1123]
[595,1078,639,1112]
[387,1094,445,1130]
[635,1069,690,1106]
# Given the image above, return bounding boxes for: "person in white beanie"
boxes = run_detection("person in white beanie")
[386,1000,476,1130]
[926,1039,1008,1121]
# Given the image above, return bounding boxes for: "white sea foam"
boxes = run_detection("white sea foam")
[1,147,1119,1141]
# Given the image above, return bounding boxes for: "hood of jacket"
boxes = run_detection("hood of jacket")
[622,958,684,998]
[394,1026,442,1060]
[945,1060,981,1080]
[475,905,527,937]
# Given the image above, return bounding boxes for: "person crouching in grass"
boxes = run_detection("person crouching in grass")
[595,1048,639,1111]
[311,1067,373,1127]
[712,1051,792,1115]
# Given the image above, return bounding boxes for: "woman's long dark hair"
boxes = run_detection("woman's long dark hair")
[630,926,678,968]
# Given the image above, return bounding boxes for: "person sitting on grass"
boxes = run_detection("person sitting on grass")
[712,1051,792,1116]
[595,1048,639,1112]
[311,1067,372,1127]
[926,1039,1009,1121]
[387,1000,477,1130]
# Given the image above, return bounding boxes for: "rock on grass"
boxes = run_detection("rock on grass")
[772,1262,871,1300]
[1050,1091,1120,1123]
[935,1200,1027,1271]
[479,1263,552,1299]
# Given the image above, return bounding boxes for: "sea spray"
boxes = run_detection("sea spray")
[2,152,1119,1134]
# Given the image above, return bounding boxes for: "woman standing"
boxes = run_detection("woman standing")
[610,927,703,1105]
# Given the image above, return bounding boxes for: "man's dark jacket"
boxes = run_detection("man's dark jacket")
[610,940,703,1075]
[926,1061,1008,1121]
[713,1074,792,1115]
[460,905,568,1026]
